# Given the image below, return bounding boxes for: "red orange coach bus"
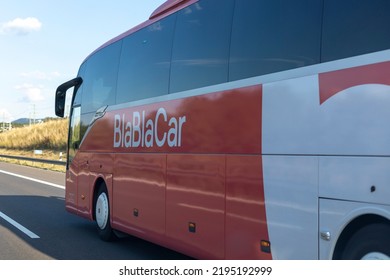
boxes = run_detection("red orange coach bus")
[55,0,390,259]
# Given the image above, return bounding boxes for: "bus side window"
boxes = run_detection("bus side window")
[169,0,235,93]
[81,41,122,114]
[116,15,175,104]
[322,0,390,62]
[229,0,322,81]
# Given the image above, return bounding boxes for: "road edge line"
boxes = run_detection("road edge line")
[0,169,65,190]
[0,211,40,239]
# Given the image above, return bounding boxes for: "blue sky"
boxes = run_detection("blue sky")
[0,0,166,122]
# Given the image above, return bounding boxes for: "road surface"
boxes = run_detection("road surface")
[0,162,191,260]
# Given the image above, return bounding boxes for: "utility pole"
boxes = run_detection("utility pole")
[33,104,36,125]
[29,104,36,126]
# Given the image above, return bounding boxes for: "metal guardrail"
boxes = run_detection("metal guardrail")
[0,154,67,166]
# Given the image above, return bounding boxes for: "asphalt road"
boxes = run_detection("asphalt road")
[0,162,191,260]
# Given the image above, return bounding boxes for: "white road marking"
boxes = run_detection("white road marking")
[0,211,40,239]
[0,169,65,190]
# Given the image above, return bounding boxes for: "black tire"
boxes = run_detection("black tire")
[94,184,116,241]
[341,223,390,260]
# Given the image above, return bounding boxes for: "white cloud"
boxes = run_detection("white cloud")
[1,17,42,35]
[15,84,45,102]
[20,70,61,80]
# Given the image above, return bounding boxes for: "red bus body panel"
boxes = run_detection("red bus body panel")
[68,85,271,259]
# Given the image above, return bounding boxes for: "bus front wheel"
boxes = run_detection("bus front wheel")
[341,223,390,260]
[95,184,116,241]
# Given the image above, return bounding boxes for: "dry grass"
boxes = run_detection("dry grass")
[0,119,68,150]
[0,119,68,172]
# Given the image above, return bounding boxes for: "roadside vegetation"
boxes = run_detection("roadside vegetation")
[0,118,68,172]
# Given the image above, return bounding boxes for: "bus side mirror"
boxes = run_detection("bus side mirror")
[55,77,83,117]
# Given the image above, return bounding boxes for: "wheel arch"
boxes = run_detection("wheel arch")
[332,214,390,259]
[92,176,108,221]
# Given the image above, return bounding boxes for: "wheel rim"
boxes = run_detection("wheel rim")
[96,192,109,230]
[361,252,390,260]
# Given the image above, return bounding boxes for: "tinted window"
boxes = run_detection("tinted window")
[72,62,86,107]
[81,41,122,114]
[229,0,322,81]
[68,106,81,164]
[170,0,235,93]
[322,0,390,62]
[116,15,175,103]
